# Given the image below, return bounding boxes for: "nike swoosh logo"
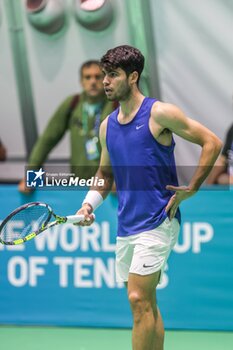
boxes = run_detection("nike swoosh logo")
[136,124,144,130]
[143,263,157,268]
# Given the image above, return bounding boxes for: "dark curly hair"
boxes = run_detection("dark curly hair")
[100,45,145,84]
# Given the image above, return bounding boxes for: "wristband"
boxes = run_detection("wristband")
[82,190,103,211]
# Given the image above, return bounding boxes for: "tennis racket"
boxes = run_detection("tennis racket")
[0,201,86,245]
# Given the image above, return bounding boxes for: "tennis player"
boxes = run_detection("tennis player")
[76,45,222,350]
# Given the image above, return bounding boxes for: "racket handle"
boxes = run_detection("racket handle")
[66,214,95,224]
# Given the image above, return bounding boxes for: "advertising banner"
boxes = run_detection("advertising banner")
[0,185,232,330]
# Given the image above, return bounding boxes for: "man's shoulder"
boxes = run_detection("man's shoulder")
[101,115,110,128]
[99,115,111,145]
[151,100,181,119]
[150,100,166,119]
[59,94,81,109]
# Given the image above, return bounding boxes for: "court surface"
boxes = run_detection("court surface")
[0,326,233,350]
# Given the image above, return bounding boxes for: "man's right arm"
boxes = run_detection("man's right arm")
[76,116,114,224]
[28,96,74,167]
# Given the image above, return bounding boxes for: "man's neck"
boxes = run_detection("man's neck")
[119,90,145,121]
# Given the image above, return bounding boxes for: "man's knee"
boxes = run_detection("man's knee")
[128,291,152,322]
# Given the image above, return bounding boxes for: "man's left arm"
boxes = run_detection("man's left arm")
[153,102,223,218]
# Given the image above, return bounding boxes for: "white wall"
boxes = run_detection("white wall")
[150,0,233,171]
[0,1,26,158]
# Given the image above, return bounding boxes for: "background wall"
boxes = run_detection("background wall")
[151,0,233,168]
[1,0,232,181]
[0,1,26,158]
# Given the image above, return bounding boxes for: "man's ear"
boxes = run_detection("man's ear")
[129,71,139,85]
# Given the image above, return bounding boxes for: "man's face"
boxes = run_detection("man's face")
[102,67,132,101]
[81,64,104,98]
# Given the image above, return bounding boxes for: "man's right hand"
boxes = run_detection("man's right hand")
[18,178,34,194]
[75,203,95,226]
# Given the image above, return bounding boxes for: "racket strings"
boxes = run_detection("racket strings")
[1,205,50,243]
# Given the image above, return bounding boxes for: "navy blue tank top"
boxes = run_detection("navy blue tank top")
[106,97,181,237]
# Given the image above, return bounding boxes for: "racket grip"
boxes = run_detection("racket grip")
[66,214,95,224]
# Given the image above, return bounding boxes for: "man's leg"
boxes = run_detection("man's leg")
[127,271,164,350]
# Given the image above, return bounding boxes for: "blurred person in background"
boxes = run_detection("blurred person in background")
[206,123,233,185]
[0,139,7,161]
[19,60,117,193]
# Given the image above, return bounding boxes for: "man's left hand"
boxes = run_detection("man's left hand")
[165,185,197,220]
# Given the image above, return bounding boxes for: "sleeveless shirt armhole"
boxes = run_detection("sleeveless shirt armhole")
[106,108,120,152]
[106,115,110,153]
[147,99,176,152]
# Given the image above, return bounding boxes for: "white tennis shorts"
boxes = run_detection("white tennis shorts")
[115,217,180,283]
